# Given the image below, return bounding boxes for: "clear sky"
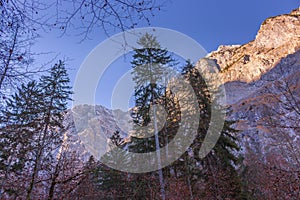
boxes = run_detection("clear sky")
[33,0,300,109]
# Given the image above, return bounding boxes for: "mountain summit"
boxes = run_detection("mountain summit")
[207,7,300,84]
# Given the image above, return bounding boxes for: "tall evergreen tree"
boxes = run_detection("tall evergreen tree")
[87,130,131,199]
[26,60,72,199]
[0,60,72,199]
[179,61,242,199]
[129,33,176,200]
[0,81,42,198]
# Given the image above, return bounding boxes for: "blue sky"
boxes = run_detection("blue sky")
[33,0,299,109]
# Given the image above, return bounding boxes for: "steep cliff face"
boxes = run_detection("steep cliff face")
[208,7,300,84]
[201,8,300,165]
[228,51,300,158]
[64,105,118,161]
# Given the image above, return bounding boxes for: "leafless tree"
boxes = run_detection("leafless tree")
[3,0,165,39]
[0,0,165,101]
[262,57,300,172]
[246,55,300,199]
[0,7,33,94]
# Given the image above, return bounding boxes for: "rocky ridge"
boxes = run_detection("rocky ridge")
[208,8,300,83]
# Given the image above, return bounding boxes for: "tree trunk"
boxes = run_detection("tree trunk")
[153,102,166,200]
[0,25,18,90]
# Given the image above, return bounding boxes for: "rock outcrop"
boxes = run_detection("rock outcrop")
[208,7,300,85]
[199,8,300,165]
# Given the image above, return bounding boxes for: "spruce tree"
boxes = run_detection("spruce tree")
[26,60,72,199]
[180,61,241,198]
[0,60,72,199]
[0,81,42,197]
[93,130,130,199]
[129,33,176,200]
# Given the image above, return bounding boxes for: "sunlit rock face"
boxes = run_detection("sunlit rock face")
[201,8,300,164]
[64,104,122,161]
[255,8,300,49]
[208,7,300,84]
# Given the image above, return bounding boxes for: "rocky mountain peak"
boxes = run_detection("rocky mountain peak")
[291,7,300,15]
[207,8,300,83]
[255,7,300,49]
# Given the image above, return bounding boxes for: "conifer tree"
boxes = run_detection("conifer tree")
[26,60,72,199]
[91,130,130,199]
[180,61,242,198]
[0,60,72,199]
[129,33,176,200]
[0,81,42,198]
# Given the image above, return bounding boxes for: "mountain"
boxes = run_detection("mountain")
[208,7,300,84]
[64,104,120,161]
[203,7,300,170]
[67,8,300,168]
